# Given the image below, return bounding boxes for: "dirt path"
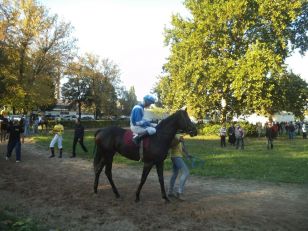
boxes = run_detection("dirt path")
[0,140,308,231]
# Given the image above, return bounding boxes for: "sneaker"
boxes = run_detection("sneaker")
[48,154,55,158]
[5,156,9,160]
[16,160,21,163]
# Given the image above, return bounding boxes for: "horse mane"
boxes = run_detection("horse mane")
[155,110,180,131]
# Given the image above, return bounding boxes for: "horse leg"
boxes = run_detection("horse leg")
[94,159,105,194]
[156,161,170,203]
[104,157,120,198]
[135,162,153,202]
[93,142,105,194]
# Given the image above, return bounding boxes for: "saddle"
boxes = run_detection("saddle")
[124,130,146,161]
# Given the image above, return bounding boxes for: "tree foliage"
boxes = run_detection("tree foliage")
[118,86,138,116]
[0,0,76,112]
[62,53,121,119]
[157,0,308,119]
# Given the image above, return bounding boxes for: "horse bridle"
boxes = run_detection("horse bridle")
[180,111,196,135]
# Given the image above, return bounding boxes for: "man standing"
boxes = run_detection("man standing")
[302,123,307,139]
[71,118,88,158]
[130,95,156,145]
[235,125,245,150]
[219,125,227,147]
[6,119,24,162]
[227,124,236,146]
[265,122,275,149]
[49,118,64,158]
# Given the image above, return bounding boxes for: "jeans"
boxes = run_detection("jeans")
[220,135,226,147]
[267,138,273,149]
[7,139,21,161]
[288,131,295,139]
[236,137,244,149]
[168,157,189,194]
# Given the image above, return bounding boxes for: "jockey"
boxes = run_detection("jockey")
[49,117,64,158]
[130,94,156,145]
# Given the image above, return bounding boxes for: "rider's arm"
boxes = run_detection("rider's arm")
[131,106,150,127]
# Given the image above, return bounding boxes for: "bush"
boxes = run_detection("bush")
[48,120,130,129]
[198,122,259,137]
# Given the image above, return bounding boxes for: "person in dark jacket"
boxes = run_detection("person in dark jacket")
[265,122,275,149]
[71,118,88,158]
[6,119,24,162]
[227,124,236,146]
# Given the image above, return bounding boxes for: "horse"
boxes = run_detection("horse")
[38,116,49,134]
[0,117,9,142]
[93,107,197,202]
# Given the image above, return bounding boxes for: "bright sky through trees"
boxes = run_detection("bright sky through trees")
[40,0,307,101]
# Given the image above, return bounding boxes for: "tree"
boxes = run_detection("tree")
[62,53,121,119]
[62,62,92,118]
[80,53,120,118]
[118,86,138,115]
[0,0,76,112]
[158,0,308,119]
[277,71,308,118]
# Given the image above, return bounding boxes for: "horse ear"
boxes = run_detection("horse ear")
[181,106,187,111]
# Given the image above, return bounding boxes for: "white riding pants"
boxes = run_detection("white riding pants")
[49,134,63,149]
[130,125,156,135]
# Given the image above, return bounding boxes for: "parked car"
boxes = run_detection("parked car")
[80,116,95,121]
[45,115,61,120]
[9,115,23,121]
[61,115,77,121]
[117,115,130,121]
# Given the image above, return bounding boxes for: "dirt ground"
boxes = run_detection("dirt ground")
[0,140,308,231]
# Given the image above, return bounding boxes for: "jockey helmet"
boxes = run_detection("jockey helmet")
[143,95,156,104]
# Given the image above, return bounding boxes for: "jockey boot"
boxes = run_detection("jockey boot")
[133,132,149,145]
[49,147,55,158]
[58,148,63,158]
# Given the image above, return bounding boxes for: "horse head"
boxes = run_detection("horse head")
[177,107,198,137]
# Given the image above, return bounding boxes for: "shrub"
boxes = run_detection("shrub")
[198,122,258,137]
[48,120,130,129]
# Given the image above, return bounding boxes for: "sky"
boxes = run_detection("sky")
[40,0,307,101]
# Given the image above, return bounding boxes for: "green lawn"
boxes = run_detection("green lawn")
[31,130,308,184]
[0,209,47,231]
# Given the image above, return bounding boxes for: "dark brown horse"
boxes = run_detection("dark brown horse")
[93,108,197,202]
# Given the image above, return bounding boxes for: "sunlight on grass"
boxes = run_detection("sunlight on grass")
[31,130,308,184]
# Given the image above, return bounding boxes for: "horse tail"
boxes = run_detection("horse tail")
[94,128,102,137]
[93,131,103,173]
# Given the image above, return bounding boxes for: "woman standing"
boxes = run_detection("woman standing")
[168,134,191,201]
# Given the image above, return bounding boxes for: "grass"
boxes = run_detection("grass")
[0,209,48,231]
[31,129,308,184]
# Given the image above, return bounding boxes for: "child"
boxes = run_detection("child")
[49,118,64,158]
[168,134,191,200]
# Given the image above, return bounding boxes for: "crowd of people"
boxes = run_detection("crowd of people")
[219,120,307,150]
[0,113,88,162]
[219,124,245,149]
